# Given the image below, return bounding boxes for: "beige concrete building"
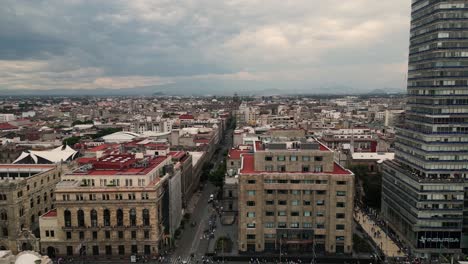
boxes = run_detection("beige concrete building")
[39,154,172,259]
[0,164,62,253]
[238,140,354,255]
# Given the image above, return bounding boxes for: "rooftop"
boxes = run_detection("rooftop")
[240,153,352,175]
[41,209,57,218]
[228,148,251,160]
[70,154,168,176]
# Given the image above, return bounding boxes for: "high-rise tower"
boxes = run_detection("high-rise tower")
[382,0,468,259]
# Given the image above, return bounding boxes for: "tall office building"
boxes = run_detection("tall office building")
[382,0,468,258]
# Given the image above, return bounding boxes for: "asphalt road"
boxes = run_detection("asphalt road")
[170,127,234,262]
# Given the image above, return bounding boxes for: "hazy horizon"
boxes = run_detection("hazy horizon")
[1,1,410,94]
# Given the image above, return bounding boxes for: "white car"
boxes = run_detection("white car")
[209,194,214,202]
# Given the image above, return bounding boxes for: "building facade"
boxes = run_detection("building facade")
[382,0,468,258]
[0,164,62,253]
[238,140,354,254]
[39,154,172,258]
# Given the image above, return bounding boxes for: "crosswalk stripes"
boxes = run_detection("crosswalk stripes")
[169,256,192,264]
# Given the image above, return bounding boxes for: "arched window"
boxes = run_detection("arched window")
[0,211,7,221]
[103,209,110,227]
[64,210,71,227]
[90,209,98,227]
[77,209,85,227]
[142,209,150,226]
[130,209,136,226]
[117,209,123,226]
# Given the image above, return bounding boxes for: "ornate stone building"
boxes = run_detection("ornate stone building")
[0,164,62,253]
[39,154,172,259]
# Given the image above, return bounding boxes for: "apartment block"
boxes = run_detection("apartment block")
[238,139,354,254]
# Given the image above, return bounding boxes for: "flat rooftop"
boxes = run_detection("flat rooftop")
[0,164,55,173]
[69,154,168,176]
[240,154,352,175]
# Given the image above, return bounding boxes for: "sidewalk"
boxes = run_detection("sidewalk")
[355,209,405,258]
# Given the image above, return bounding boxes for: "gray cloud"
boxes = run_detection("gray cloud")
[0,0,411,93]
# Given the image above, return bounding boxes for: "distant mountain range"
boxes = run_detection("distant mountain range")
[0,84,404,97]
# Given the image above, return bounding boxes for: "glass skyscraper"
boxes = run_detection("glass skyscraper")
[382,0,468,259]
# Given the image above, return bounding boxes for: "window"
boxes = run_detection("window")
[316,223,325,229]
[317,200,325,205]
[317,190,326,195]
[130,208,137,226]
[314,165,323,172]
[66,232,72,240]
[336,191,346,196]
[247,223,256,228]
[290,180,300,184]
[278,179,288,184]
[266,200,274,205]
[247,234,256,240]
[118,231,124,239]
[0,211,7,221]
[79,231,84,240]
[144,245,151,255]
[131,231,137,239]
[278,222,287,228]
[265,211,274,216]
[336,236,345,241]
[303,200,311,205]
[278,200,287,205]
[143,209,150,226]
[247,190,256,196]
[265,156,273,161]
[314,156,323,161]
[316,211,325,217]
[104,209,110,226]
[291,200,299,206]
[265,222,275,228]
[336,224,345,230]
[304,211,311,216]
[336,213,345,219]
[247,212,255,218]
[278,190,288,194]
[247,180,256,184]
[303,190,311,195]
[278,211,287,216]
[67,246,73,256]
[118,245,125,255]
[105,245,112,255]
[117,209,124,226]
[303,222,313,228]
[290,222,299,228]
[277,155,285,161]
[144,230,150,239]
[278,165,286,172]
[64,210,71,227]
[302,166,310,172]
[290,156,297,161]
[93,231,98,240]
[105,231,110,239]
[246,201,255,206]
[290,190,300,195]
[90,209,98,227]
[77,209,85,227]
[302,156,310,161]
[291,211,299,216]
[46,231,50,237]
[337,202,345,208]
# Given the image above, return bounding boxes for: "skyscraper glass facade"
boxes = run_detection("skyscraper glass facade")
[382,0,468,258]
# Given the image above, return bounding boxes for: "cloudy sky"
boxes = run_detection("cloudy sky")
[0,0,411,94]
